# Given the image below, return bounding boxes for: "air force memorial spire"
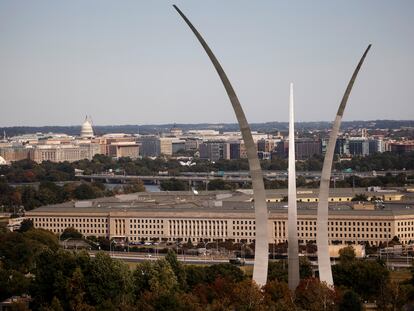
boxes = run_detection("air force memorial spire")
[317,45,372,286]
[173,5,269,286]
[288,83,300,291]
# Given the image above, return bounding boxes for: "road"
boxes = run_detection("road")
[87,250,254,265]
[75,169,413,184]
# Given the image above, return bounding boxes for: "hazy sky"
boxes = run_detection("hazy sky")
[0,0,413,126]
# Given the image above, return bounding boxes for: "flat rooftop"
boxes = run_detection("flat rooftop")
[26,188,414,217]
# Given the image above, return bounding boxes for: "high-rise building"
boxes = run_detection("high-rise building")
[199,141,229,161]
[138,136,161,157]
[159,138,173,156]
[172,140,186,154]
[0,145,30,162]
[334,138,349,156]
[29,143,100,163]
[389,141,414,154]
[295,139,322,160]
[348,138,369,156]
[107,142,139,159]
[229,141,241,159]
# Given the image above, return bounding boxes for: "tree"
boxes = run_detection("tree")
[351,193,368,202]
[84,252,133,307]
[333,259,389,301]
[339,290,362,311]
[207,179,235,191]
[267,261,288,283]
[0,232,36,273]
[39,297,64,311]
[165,250,187,290]
[73,184,98,200]
[263,280,295,311]
[300,257,313,279]
[18,219,33,233]
[123,180,145,193]
[0,267,31,301]
[204,263,245,284]
[160,178,188,191]
[133,259,178,299]
[338,246,356,264]
[231,279,265,311]
[61,227,83,240]
[184,265,206,290]
[66,268,95,311]
[295,278,338,311]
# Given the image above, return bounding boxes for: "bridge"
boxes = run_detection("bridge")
[75,169,411,184]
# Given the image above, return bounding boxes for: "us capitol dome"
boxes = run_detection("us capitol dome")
[80,116,94,138]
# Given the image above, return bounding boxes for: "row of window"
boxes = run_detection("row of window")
[32,217,107,223]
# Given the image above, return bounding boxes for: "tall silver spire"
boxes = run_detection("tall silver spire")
[288,83,300,291]
[173,5,269,286]
[317,45,372,286]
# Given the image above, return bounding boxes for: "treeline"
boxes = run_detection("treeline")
[0,180,145,214]
[160,173,412,192]
[1,153,414,185]
[335,152,414,171]
[1,227,414,310]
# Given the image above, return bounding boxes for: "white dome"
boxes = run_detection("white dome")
[0,156,7,165]
[80,117,94,138]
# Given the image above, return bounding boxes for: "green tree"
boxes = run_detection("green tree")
[333,259,389,301]
[0,267,31,301]
[18,219,33,233]
[135,259,177,295]
[84,252,133,307]
[160,178,188,191]
[267,261,288,282]
[184,265,206,290]
[123,180,146,193]
[351,193,368,202]
[165,250,187,290]
[207,179,235,191]
[338,246,356,264]
[61,227,83,240]
[73,184,98,200]
[66,268,95,311]
[339,290,362,311]
[205,263,245,284]
[300,257,313,279]
[0,232,35,272]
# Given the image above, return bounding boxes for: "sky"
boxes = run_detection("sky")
[0,0,413,126]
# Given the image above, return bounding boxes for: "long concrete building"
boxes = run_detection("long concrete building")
[25,189,414,246]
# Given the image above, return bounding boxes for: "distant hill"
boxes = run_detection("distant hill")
[1,120,413,137]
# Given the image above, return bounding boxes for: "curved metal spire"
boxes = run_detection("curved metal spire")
[317,44,372,286]
[173,5,269,286]
[288,83,300,291]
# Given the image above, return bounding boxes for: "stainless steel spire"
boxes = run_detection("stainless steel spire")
[317,45,372,286]
[173,5,269,286]
[288,83,300,291]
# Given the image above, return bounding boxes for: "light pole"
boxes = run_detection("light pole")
[110,239,116,256]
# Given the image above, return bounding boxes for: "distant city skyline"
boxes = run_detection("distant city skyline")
[1,0,413,126]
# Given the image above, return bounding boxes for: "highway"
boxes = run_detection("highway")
[75,169,413,184]
[87,250,254,265]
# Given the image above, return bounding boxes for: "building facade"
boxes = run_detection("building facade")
[26,190,414,247]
